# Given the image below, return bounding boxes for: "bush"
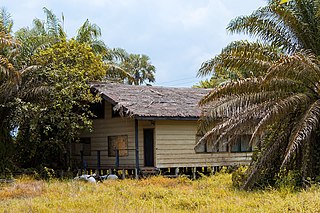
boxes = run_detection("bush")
[275,170,301,191]
[232,166,248,188]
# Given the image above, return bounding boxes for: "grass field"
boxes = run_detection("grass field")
[1,172,320,212]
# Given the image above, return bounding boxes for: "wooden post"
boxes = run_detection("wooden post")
[175,167,179,176]
[122,169,125,179]
[80,150,86,174]
[97,150,101,175]
[135,119,140,178]
[115,149,119,169]
[192,167,196,180]
[135,168,139,179]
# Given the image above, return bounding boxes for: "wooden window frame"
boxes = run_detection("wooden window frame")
[195,134,228,153]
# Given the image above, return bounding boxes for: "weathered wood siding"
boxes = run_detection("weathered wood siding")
[75,102,252,169]
[76,101,153,169]
[155,120,252,168]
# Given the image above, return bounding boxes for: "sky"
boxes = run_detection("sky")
[3,0,267,87]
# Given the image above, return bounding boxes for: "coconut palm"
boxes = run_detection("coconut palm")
[197,0,320,189]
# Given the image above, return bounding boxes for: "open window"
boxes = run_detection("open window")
[90,101,104,119]
[230,135,252,152]
[195,135,228,153]
[111,104,121,118]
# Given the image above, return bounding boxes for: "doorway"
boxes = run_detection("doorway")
[143,129,154,167]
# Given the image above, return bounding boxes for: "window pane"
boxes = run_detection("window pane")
[195,134,206,152]
[240,135,252,152]
[231,141,241,152]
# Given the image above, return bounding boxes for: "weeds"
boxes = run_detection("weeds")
[1,173,320,212]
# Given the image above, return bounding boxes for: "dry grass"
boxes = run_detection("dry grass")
[1,173,320,212]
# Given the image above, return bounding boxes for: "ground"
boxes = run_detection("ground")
[1,173,320,212]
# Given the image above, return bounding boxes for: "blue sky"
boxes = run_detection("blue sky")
[3,0,266,87]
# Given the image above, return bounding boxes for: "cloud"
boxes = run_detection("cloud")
[3,0,266,87]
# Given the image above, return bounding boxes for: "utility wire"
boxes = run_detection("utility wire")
[156,76,198,85]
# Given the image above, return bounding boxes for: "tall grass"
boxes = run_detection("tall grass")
[1,173,320,212]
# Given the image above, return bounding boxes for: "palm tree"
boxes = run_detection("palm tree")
[197,0,320,189]
[104,49,155,85]
[122,54,156,85]
[198,0,320,79]
[0,10,21,173]
[14,7,66,67]
[75,19,107,55]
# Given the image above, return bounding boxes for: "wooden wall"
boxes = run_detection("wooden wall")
[75,101,252,170]
[155,120,252,168]
[75,101,153,169]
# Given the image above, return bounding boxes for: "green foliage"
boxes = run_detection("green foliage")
[75,19,107,55]
[105,48,156,85]
[232,166,248,188]
[275,170,302,191]
[0,10,21,175]
[198,0,320,190]
[15,40,105,169]
[0,7,156,175]
[193,75,230,88]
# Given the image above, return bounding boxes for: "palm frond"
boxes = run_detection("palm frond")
[43,7,66,39]
[281,99,320,168]
[250,93,312,147]
[198,41,282,78]
[227,4,299,53]
[199,77,263,106]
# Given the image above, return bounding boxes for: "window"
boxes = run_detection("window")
[90,101,104,119]
[71,137,91,156]
[206,141,228,152]
[111,104,121,118]
[231,135,252,152]
[108,135,128,157]
[195,135,228,153]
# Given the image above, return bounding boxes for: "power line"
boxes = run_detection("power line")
[157,79,201,87]
[156,76,198,85]
[166,80,200,87]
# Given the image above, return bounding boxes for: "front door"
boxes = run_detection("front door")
[143,129,154,167]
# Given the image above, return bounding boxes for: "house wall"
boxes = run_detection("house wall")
[155,120,252,168]
[75,101,252,170]
[75,101,153,169]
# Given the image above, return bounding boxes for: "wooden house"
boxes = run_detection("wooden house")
[72,82,252,177]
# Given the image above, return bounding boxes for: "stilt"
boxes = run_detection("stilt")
[135,168,139,179]
[175,167,179,176]
[192,167,196,180]
[122,169,126,179]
